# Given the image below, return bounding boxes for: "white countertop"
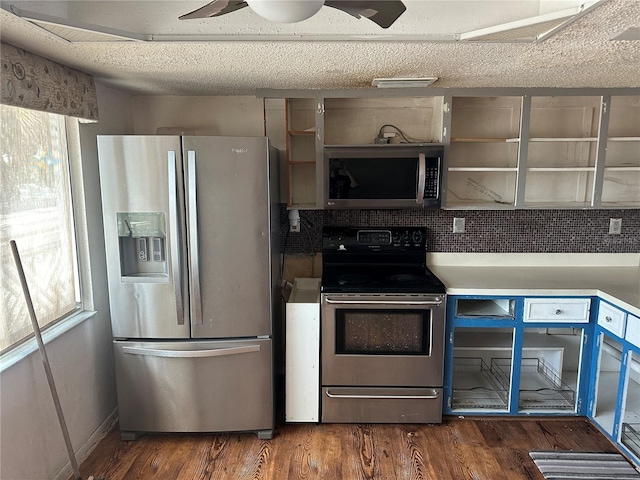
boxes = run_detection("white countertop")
[428,253,640,317]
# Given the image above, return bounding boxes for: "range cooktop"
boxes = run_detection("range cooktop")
[321,227,446,294]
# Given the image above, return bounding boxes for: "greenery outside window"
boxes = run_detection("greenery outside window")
[0,104,80,352]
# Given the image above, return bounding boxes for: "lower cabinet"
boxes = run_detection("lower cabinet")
[589,300,640,466]
[444,296,593,416]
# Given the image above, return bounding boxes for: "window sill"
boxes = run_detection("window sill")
[0,310,97,372]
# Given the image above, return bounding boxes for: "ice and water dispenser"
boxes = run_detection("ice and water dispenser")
[117,212,167,280]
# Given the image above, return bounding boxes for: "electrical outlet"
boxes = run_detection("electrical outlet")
[289,223,300,233]
[609,218,622,235]
[453,217,465,234]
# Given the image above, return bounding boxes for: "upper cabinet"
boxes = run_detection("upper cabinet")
[285,98,317,209]
[523,96,601,208]
[447,96,522,208]
[444,92,640,210]
[601,95,640,208]
[269,89,640,210]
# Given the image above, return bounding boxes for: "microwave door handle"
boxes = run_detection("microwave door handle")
[416,153,426,204]
[187,150,203,326]
[168,151,185,325]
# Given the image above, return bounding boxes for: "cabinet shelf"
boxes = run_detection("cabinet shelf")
[527,167,595,172]
[605,166,640,171]
[288,130,315,136]
[528,137,598,142]
[608,137,640,142]
[448,167,518,172]
[451,137,520,143]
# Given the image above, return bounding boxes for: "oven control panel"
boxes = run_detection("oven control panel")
[323,227,427,251]
[358,230,391,245]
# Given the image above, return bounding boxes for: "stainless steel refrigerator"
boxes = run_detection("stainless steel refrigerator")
[97,135,280,440]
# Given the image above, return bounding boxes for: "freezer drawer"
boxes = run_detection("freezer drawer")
[114,339,273,438]
[321,387,443,424]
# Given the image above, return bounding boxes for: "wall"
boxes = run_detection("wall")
[282,208,640,256]
[0,83,134,480]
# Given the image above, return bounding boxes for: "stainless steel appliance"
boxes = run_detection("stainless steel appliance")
[98,135,279,440]
[320,227,446,423]
[323,144,443,209]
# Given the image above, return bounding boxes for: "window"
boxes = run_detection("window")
[0,105,80,352]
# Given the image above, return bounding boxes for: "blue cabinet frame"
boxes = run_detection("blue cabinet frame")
[588,298,640,467]
[444,295,595,416]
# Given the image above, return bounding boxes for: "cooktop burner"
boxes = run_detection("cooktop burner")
[321,226,445,294]
[336,273,372,285]
[388,273,424,284]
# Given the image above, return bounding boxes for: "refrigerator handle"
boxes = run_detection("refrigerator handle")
[187,150,203,325]
[122,344,260,358]
[168,151,185,326]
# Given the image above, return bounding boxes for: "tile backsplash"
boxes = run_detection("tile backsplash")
[280,207,640,254]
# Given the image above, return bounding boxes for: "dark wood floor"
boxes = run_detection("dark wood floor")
[78,417,620,480]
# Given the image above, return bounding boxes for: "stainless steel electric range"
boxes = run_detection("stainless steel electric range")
[320,226,446,424]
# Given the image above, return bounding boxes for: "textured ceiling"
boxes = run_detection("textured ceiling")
[0,0,638,96]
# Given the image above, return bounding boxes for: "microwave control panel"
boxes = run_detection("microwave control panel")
[424,164,439,199]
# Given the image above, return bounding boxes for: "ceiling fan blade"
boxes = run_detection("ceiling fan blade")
[325,0,406,28]
[179,0,248,20]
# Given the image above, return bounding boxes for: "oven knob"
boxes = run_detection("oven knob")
[392,232,404,243]
[411,230,423,244]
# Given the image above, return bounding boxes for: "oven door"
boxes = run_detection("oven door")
[321,293,445,387]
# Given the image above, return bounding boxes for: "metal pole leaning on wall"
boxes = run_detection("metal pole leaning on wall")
[10,240,83,480]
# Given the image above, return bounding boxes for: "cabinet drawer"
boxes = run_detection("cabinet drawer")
[523,298,590,323]
[597,302,626,338]
[625,313,640,348]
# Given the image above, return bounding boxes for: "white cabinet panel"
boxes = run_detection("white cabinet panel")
[598,302,626,338]
[523,298,590,323]
[626,314,640,348]
[285,278,321,422]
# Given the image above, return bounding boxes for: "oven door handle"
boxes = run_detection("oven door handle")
[326,390,440,400]
[325,299,443,306]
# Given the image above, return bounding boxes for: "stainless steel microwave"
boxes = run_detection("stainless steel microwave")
[323,144,444,209]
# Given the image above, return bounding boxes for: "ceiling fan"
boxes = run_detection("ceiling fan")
[179,0,407,29]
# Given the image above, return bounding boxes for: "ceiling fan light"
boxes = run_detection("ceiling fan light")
[246,0,325,23]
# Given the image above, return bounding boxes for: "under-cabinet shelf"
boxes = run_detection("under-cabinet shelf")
[452,357,509,410]
[455,298,516,318]
[494,357,576,410]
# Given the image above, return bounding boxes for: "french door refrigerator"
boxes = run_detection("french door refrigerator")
[97,135,280,440]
